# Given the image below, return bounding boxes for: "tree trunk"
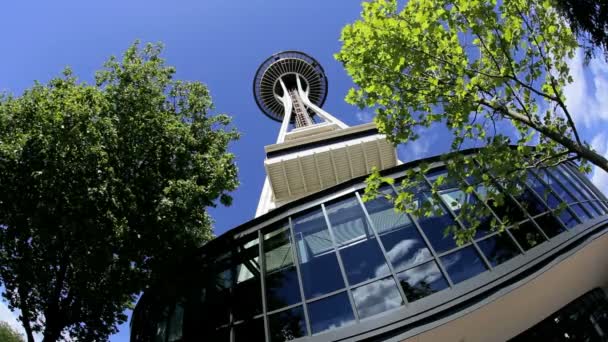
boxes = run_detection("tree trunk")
[18,287,36,342]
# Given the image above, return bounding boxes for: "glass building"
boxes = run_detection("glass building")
[130,52,608,342]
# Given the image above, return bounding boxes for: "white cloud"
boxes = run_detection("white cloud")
[397,133,439,162]
[355,110,373,123]
[563,50,608,196]
[590,133,608,195]
[564,49,608,128]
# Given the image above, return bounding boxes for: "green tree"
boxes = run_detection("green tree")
[336,0,608,243]
[555,0,608,61]
[0,42,239,342]
[0,321,25,342]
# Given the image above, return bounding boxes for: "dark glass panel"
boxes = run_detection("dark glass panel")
[195,253,232,328]
[487,195,528,226]
[414,192,459,253]
[269,306,307,341]
[352,277,403,319]
[439,188,495,239]
[233,318,265,342]
[364,188,432,271]
[536,169,576,203]
[338,240,390,285]
[426,168,458,190]
[552,166,595,203]
[263,225,301,311]
[396,261,449,302]
[325,196,390,285]
[560,165,597,199]
[515,187,548,217]
[527,172,563,210]
[558,208,579,228]
[509,220,546,251]
[440,246,488,284]
[307,292,355,334]
[582,202,598,218]
[533,213,567,238]
[292,208,345,299]
[477,233,520,267]
[233,236,263,320]
[571,203,590,222]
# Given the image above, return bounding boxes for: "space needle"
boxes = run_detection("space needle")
[253,51,398,216]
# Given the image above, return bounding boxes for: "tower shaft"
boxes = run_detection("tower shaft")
[288,89,313,128]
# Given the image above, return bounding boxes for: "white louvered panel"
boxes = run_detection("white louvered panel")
[315,153,337,187]
[301,155,322,192]
[348,144,367,177]
[331,148,350,183]
[284,160,305,195]
[364,141,381,171]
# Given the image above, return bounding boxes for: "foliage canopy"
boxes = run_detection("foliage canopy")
[0,321,25,342]
[0,42,239,341]
[336,0,608,243]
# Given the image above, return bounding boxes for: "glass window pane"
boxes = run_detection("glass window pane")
[552,166,592,204]
[233,236,263,320]
[440,188,495,239]
[488,195,528,225]
[307,292,355,334]
[415,192,458,253]
[509,220,546,251]
[396,261,449,302]
[325,196,390,285]
[477,233,520,267]
[233,318,265,342]
[515,187,549,217]
[533,213,567,238]
[561,165,596,199]
[582,202,598,219]
[197,254,232,327]
[364,189,432,271]
[527,172,562,210]
[263,224,301,311]
[293,208,345,299]
[558,208,579,228]
[352,277,403,319]
[537,169,576,203]
[269,306,307,341]
[440,246,488,284]
[571,203,590,222]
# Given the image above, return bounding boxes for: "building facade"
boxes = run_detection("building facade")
[130,52,608,342]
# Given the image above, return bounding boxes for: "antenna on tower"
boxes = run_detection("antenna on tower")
[253,51,347,143]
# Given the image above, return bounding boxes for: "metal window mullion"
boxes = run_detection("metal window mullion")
[421,174,493,271]
[519,178,567,239]
[288,217,312,336]
[482,169,550,241]
[565,161,608,203]
[258,230,270,342]
[321,203,361,322]
[528,169,582,224]
[547,167,594,219]
[354,191,409,305]
[460,174,526,254]
[561,164,607,212]
[388,182,455,288]
[471,161,550,242]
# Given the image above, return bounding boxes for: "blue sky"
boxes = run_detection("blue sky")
[1,1,608,341]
